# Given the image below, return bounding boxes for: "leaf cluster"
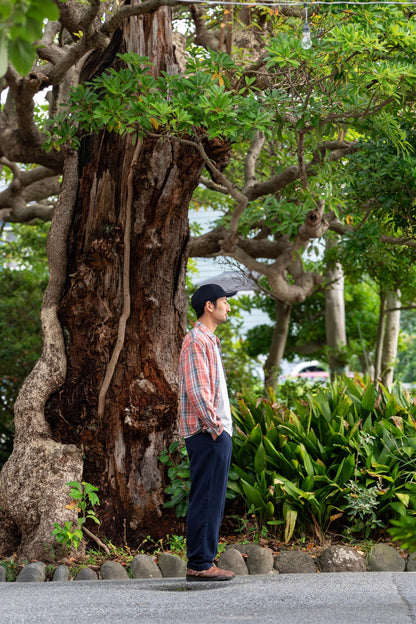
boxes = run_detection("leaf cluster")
[45,50,274,151]
[51,481,100,555]
[230,378,416,541]
[0,0,59,76]
[158,441,190,519]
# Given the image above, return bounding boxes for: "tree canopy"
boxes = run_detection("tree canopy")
[2,2,416,299]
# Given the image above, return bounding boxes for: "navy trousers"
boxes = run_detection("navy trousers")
[185,430,232,570]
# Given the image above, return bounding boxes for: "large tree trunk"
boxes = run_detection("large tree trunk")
[263,300,291,391]
[380,290,401,390]
[47,129,204,539]
[0,7,210,559]
[325,237,347,378]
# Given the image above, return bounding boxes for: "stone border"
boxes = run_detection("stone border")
[0,543,413,583]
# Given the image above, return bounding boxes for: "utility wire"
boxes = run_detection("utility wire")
[179,0,416,6]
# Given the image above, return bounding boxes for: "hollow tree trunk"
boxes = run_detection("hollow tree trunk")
[325,237,347,378]
[0,6,213,559]
[380,290,401,390]
[263,300,291,391]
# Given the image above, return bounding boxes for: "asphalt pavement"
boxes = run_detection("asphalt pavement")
[1,572,416,623]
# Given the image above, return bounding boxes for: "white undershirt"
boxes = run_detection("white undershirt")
[215,344,233,437]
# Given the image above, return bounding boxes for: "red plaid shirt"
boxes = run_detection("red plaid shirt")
[179,322,224,437]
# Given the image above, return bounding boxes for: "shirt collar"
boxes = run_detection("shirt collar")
[195,321,221,346]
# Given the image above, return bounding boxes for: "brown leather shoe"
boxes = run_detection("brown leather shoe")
[186,565,235,582]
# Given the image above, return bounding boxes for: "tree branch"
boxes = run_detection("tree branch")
[189,4,220,50]
[82,525,110,555]
[381,235,416,248]
[199,176,229,195]
[0,162,60,223]
[245,140,357,202]
[243,130,265,194]
[102,0,179,35]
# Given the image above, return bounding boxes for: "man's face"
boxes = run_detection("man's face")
[212,296,231,325]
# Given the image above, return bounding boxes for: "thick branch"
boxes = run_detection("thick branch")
[189,4,220,50]
[243,131,265,194]
[5,73,51,148]
[199,176,229,195]
[14,151,78,435]
[246,140,357,202]
[246,165,299,202]
[0,162,60,223]
[0,203,56,224]
[380,236,416,248]
[190,227,290,259]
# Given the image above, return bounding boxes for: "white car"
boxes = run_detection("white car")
[285,360,329,381]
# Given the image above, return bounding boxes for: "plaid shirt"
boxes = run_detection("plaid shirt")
[179,322,224,437]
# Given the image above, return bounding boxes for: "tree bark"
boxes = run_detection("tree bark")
[263,300,292,391]
[374,291,386,382]
[0,6,208,558]
[380,290,401,389]
[0,153,84,560]
[325,237,347,378]
[46,10,207,542]
[46,129,204,540]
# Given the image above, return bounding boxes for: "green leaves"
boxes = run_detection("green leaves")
[254,442,266,474]
[51,521,83,552]
[231,378,416,541]
[389,515,416,553]
[0,0,60,76]
[158,442,190,518]
[68,480,100,511]
[283,503,298,543]
[51,481,101,554]
[46,50,275,149]
[361,383,377,412]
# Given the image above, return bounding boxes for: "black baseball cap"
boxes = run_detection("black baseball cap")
[191,283,237,314]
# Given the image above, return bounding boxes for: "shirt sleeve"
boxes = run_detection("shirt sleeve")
[181,338,223,435]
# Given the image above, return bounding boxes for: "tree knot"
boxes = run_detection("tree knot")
[219,233,238,254]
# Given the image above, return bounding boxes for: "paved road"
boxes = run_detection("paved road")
[1,572,416,623]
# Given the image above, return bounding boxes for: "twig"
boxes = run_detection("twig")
[82,526,111,555]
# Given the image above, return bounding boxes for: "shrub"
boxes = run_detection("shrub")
[159,378,416,543]
[231,377,416,541]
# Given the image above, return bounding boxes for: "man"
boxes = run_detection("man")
[179,283,237,582]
